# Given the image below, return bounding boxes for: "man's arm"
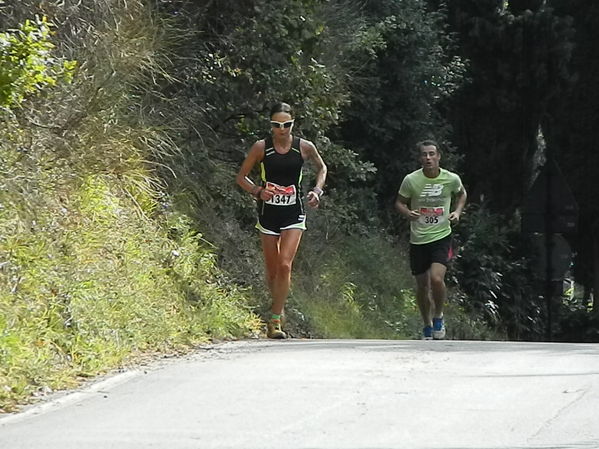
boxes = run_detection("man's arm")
[448,187,467,223]
[395,194,420,221]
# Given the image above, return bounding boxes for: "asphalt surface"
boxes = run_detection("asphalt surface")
[1,339,598,449]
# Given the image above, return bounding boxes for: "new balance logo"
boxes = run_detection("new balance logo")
[420,184,443,197]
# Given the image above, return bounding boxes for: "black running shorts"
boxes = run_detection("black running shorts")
[256,203,306,236]
[409,234,454,275]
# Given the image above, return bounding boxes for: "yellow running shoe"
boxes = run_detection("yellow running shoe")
[267,319,287,339]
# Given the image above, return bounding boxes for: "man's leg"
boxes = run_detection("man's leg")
[429,262,448,318]
[429,262,448,339]
[415,271,433,329]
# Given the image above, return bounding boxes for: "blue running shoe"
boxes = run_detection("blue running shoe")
[433,317,446,340]
[423,325,433,340]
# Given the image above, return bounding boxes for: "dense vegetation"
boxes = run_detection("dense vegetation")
[1,0,598,411]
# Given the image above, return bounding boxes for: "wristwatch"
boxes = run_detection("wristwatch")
[312,187,324,197]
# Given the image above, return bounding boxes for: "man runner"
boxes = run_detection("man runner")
[395,140,467,340]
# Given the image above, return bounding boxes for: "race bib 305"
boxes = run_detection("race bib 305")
[418,207,446,225]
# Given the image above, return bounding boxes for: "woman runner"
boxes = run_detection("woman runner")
[236,102,327,338]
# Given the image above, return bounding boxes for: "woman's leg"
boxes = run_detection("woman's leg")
[260,229,303,315]
[261,233,280,305]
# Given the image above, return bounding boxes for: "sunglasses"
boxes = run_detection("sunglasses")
[270,120,294,129]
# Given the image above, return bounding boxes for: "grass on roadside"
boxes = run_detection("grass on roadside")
[0,174,260,412]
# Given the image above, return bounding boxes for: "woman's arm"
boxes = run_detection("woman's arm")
[235,140,273,201]
[301,139,327,208]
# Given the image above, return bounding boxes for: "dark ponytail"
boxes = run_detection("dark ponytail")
[269,102,293,118]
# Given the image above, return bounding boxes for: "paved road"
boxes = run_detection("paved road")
[1,339,598,449]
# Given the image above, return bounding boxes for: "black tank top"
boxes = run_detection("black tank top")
[260,136,304,199]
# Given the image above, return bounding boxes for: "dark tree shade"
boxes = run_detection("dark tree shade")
[543,0,599,307]
[444,0,574,212]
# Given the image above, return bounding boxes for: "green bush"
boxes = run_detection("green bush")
[0,16,75,108]
[450,204,540,340]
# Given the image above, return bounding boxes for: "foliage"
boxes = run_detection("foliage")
[290,230,420,339]
[554,308,599,343]
[154,0,355,140]
[0,16,75,108]
[336,0,466,204]
[450,204,542,340]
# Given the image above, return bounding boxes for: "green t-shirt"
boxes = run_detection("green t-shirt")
[398,168,463,245]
